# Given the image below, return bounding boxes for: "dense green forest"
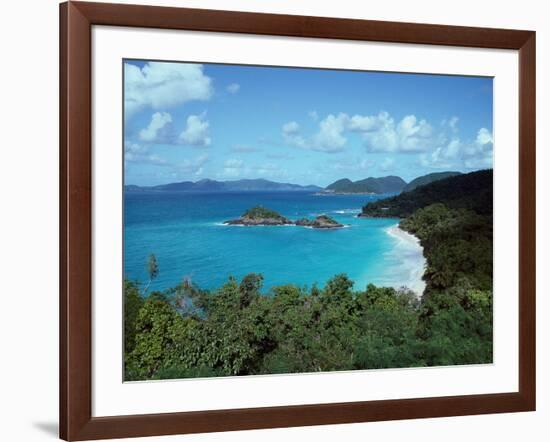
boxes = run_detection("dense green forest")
[240,206,290,222]
[124,170,493,381]
[361,169,493,218]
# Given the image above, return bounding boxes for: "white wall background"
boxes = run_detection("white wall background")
[0,0,547,441]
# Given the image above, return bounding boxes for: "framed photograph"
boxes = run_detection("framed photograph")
[60,1,536,440]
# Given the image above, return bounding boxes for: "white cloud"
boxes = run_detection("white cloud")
[282,121,307,148]
[125,148,168,166]
[282,111,432,154]
[124,141,168,165]
[419,127,493,170]
[124,62,213,119]
[226,83,240,94]
[222,158,244,177]
[444,139,462,159]
[361,113,433,153]
[464,153,493,169]
[419,148,453,169]
[476,127,493,145]
[348,113,385,132]
[179,113,211,147]
[464,128,493,168]
[308,110,319,121]
[420,138,461,168]
[124,140,147,155]
[139,112,172,142]
[282,121,300,134]
[144,154,168,166]
[400,114,432,138]
[441,116,460,134]
[125,141,209,178]
[449,116,459,133]
[177,154,209,176]
[313,113,348,152]
[279,110,492,172]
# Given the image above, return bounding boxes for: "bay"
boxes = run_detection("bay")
[124,191,422,293]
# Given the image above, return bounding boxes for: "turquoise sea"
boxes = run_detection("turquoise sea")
[124,191,422,293]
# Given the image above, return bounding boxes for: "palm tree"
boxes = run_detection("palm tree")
[143,253,159,293]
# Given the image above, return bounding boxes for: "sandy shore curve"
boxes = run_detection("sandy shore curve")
[385,224,427,297]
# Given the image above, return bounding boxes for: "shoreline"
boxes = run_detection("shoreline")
[385,224,427,297]
[314,192,375,196]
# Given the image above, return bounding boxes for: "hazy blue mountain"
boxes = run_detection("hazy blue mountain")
[125,178,322,192]
[123,184,144,192]
[325,176,407,194]
[221,179,321,192]
[153,181,196,191]
[402,171,462,193]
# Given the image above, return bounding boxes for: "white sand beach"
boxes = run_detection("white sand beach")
[385,225,427,297]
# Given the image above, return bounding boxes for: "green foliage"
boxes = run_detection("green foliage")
[392,174,494,366]
[147,253,159,281]
[124,279,144,355]
[124,292,202,380]
[124,264,492,380]
[124,169,493,380]
[417,289,493,366]
[143,253,159,293]
[402,171,462,193]
[242,206,285,220]
[239,273,263,308]
[400,203,492,292]
[361,169,493,218]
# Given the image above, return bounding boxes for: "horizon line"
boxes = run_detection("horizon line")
[125,169,491,189]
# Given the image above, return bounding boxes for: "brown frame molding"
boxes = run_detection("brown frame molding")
[59,1,536,440]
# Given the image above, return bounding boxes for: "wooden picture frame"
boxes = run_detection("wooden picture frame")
[60,1,536,440]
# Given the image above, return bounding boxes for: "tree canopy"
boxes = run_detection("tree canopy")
[125,169,493,380]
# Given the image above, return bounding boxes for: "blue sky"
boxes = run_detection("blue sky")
[124,60,493,187]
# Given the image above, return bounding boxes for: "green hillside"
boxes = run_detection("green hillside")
[402,171,462,193]
[326,176,407,194]
[361,169,493,218]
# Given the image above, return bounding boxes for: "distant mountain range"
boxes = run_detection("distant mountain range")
[325,176,407,194]
[402,171,462,193]
[125,178,322,193]
[125,171,464,194]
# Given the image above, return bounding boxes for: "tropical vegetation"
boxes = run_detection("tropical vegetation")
[242,206,286,220]
[124,169,493,380]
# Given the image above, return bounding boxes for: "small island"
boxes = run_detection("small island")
[295,215,344,229]
[224,206,293,226]
[224,206,344,229]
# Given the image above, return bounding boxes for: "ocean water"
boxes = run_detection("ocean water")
[124,191,422,293]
